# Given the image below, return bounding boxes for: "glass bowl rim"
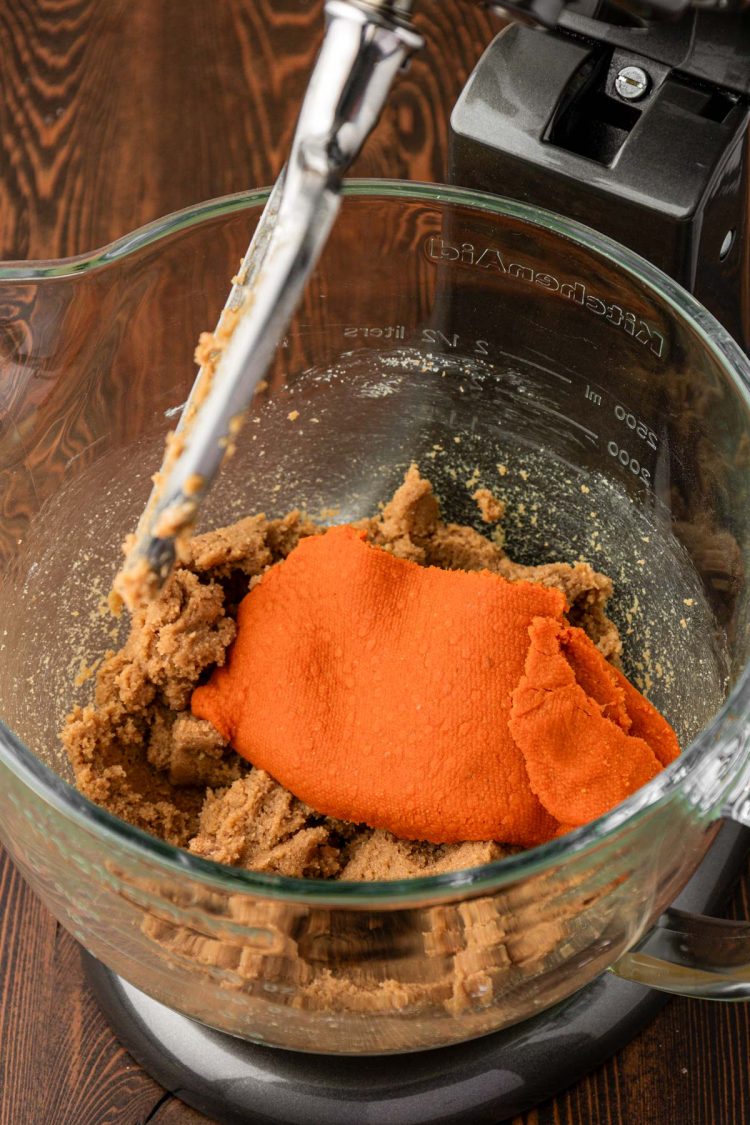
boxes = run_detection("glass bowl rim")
[1,177,748,906]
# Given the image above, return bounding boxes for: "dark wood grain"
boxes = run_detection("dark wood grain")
[1,1,749,1122]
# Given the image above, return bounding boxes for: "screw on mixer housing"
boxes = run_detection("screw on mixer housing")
[614,65,650,101]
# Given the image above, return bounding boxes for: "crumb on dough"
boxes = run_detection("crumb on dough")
[472,488,505,524]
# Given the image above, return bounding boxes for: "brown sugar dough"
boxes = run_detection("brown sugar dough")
[188,770,517,880]
[189,771,345,878]
[62,466,620,878]
[339,833,513,881]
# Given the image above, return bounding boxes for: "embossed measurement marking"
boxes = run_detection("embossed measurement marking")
[543,406,598,444]
[614,403,658,450]
[421,329,490,354]
[494,349,573,385]
[607,440,652,483]
[344,325,406,340]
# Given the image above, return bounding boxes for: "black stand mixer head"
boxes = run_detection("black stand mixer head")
[451,8,750,351]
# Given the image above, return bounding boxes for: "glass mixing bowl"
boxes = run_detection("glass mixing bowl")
[2,181,750,1055]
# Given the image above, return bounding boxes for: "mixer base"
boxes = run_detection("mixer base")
[83,821,750,1125]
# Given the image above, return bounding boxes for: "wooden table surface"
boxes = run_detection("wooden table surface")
[1,2,750,1122]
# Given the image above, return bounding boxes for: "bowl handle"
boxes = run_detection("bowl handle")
[611,908,750,998]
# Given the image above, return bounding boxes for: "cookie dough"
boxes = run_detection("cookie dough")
[62,466,621,879]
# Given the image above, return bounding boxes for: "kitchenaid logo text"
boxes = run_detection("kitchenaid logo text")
[425,237,665,359]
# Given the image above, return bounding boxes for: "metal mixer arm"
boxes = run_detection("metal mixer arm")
[116,0,422,605]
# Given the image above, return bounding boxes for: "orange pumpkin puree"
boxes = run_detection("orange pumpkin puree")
[192,525,678,846]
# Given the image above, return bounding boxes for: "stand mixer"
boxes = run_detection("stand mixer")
[2,1,750,1123]
[119,0,750,599]
[92,0,750,1109]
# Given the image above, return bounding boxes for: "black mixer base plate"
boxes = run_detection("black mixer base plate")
[83,822,750,1125]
